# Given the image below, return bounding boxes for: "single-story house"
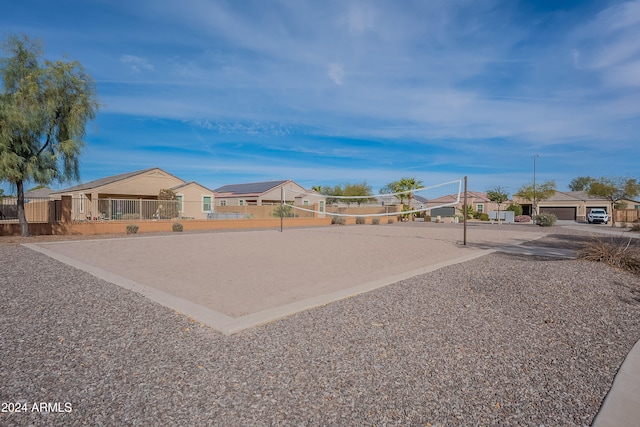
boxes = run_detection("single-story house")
[52,168,215,220]
[415,191,511,216]
[214,180,324,207]
[512,190,615,221]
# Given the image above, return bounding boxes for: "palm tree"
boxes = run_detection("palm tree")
[381,177,424,220]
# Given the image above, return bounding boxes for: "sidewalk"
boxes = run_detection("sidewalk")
[592,339,640,427]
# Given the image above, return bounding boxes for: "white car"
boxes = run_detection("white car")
[587,209,609,224]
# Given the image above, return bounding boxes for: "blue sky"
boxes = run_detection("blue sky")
[2,0,639,196]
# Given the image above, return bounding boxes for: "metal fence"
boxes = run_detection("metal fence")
[73,198,182,221]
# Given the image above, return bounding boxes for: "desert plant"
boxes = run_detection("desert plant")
[272,204,296,218]
[424,215,431,222]
[506,203,523,217]
[515,215,531,223]
[126,224,139,234]
[479,213,490,221]
[331,216,346,225]
[535,212,557,227]
[355,217,366,225]
[579,237,640,274]
[172,222,183,232]
[371,217,380,225]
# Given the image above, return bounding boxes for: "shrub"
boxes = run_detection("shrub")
[479,213,490,221]
[371,217,380,225]
[515,215,531,223]
[506,203,523,217]
[631,223,640,233]
[331,216,346,225]
[355,217,366,225]
[424,215,431,222]
[172,222,183,232]
[388,217,395,224]
[126,224,139,234]
[535,212,557,227]
[579,237,640,274]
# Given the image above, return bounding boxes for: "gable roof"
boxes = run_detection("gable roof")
[25,187,53,198]
[214,180,289,196]
[544,190,607,202]
[426,191,492,204]
[171,181,215,193]
[52,168,184,194]
[52,168,156,193]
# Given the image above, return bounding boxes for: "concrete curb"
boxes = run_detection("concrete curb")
[592,338,640,427]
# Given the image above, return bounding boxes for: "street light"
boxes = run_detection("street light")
[533,155,538,217]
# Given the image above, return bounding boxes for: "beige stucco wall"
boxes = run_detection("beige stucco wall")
[174,183,215,220]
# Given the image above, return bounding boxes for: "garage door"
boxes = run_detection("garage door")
[540,207,576,220]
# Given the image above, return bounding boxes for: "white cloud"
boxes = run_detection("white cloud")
[603,59,640,87]
[120,54,155,73]
[327,63,344,85]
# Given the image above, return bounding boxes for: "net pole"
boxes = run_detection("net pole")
[280,187,284,232]
[463,176,468,246]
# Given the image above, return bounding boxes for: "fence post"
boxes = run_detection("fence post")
[61,196,72,223]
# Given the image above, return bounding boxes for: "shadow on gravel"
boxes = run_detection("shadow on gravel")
[523,233,640,251]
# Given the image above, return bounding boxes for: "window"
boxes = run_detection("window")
[303,200,309,206]
[239,199,245,206]
[219,200,227,207]
[203,196,212,211]
[635,205,640,209]
[476,204,483,213]
[79,193,85,213]
[176,195,183,213]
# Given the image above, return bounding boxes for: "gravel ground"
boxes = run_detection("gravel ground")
[1,227,640,426]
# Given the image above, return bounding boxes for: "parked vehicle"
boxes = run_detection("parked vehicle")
[587,209,609,224]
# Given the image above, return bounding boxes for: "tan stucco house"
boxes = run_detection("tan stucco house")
[213,180,320,207]
[52,168,214,220]
[416,191,511,216]
[512,190,612,221]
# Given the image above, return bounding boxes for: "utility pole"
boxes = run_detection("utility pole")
[533,154,539,218]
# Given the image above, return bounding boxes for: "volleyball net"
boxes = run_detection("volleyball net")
[283,179,463,218]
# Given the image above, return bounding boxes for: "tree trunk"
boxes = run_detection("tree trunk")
[16,180,30,237]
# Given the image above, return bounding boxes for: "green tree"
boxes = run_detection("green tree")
[380,177,424,220]
[486,186,509,223]
[516,180,556,216]
[505,202,523,217]
[0,34,99,236]
[587,177,640,226]
[569,176,596,191]
[320,182,374,206]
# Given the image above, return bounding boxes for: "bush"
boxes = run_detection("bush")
[479,213,490,221]
[172,222,183,232]
[515,215,531,223]
[355,217,366,225]
[631,223,640,233]
[424,215,431,222]
[388,217,395,224]
[126,224,139,234]
[506,203,523,217]
[331,216,346,225]
[371,217,380,225]
[579,237,640,274]
[535,212,557,227]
